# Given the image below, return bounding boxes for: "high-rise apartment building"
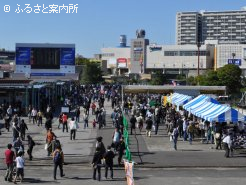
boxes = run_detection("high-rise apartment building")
[176,10,246,45]
[176,12,202,45]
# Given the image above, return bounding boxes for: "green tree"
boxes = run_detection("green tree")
[217,64,242,94]
[80,62,103,84]
[198,70,220,86]
[150,71,167,85]
[76,55,90,65]
[186,76,197,85]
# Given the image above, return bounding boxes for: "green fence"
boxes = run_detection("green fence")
[123,116,132,161]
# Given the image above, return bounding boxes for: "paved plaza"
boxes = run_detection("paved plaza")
[0,101,246,185]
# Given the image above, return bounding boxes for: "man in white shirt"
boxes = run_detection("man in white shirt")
[13,151,25,183]
[222,133,232,158]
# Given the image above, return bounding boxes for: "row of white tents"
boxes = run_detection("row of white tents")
[167,93,246,123]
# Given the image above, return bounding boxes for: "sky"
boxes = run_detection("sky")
[0,0,245,58]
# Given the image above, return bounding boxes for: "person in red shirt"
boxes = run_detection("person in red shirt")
[91,102,96,115]
[4,143,15,182]
[62,113,68,133]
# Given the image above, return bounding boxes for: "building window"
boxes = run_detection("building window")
[164,51,179,56]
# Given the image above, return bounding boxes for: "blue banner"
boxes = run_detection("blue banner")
[16,47,31,65]
[60,48,75,65]
[228,59,241,66]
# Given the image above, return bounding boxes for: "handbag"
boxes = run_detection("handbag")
[101,158,105,166]
[215,133,220,139]
[44,143,48,150]
[170,135,173,142]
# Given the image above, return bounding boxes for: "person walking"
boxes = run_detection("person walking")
[27,135,35,160]
[145,116,153,137]
[215,123,223,150]
[62,113,68,133]
[223,133,232,158]
[4,114,11,132]
[31,108,37,125]
[46,128,57,156]
[187,123,194,145]
[91,102,96,115]
[58,114,63,129]
[83,113,89,129]
[12,122,20,142]
[104,146,115,179]
[155,114,161,135]
[69,117,78,140]
[130,114,137,135]
[112,128,121,152]
[136,114,144,132]
[13,151,25,184]
[172,126,179,150]
[53,145,65,180]
[7,105,13,119]
[4,144,15,182]
[13,137,24,156]
[95,136,106,156]
[92,148,103,181]
[19,119,28,141]
[118,137,126,166]
[75,107,80,123]
[45,118,52,131]
[37,110,43,126]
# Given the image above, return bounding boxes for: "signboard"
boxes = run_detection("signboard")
[108,58,117,68]
[228,59,241,66]
[60,65,75,73]
[61,106,69,113]
[16,47,31,65]
[133,47,143,51]
[60,48,75,65]
[117,58,127,68]
[31,73,65,76]
[15,65,31,73]
[149,46,162,52]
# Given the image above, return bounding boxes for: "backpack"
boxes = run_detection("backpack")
[54,151,62,163]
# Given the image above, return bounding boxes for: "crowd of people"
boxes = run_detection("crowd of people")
[2,83,246,183]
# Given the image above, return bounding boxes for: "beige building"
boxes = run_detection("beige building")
[101,47,131,75]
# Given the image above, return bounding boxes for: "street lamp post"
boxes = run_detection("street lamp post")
[197,42,201,76]
[232,53,236,64]
[162,64,165,74]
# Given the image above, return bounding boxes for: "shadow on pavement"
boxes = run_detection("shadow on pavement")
[22,178,59,184]
[63,176,92,180]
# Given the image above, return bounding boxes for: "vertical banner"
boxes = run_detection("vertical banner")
[163,96,167,106]
[124,160,135,185]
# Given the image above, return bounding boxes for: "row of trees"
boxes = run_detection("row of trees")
[76,54,243,95]
[187,64,242,94]
[150,64,243,95]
